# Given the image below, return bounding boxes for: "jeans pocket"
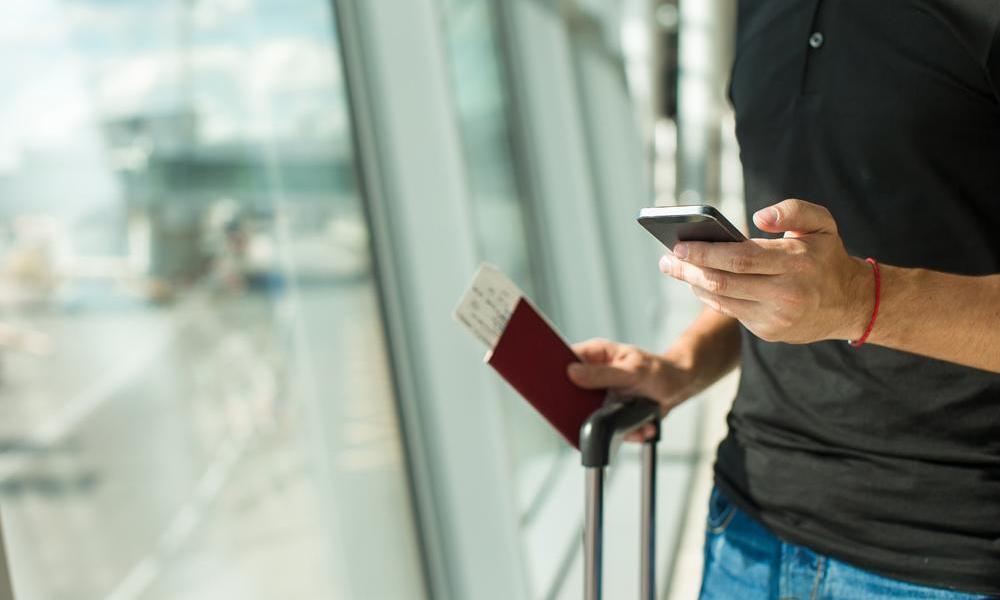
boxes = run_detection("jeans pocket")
[706,486,737,534]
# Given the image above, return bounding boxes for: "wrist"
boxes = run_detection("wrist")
[663,339,697,374]
[840,256,877,341]
[863,264,909,347]
[652,310,741,406]
[654,341,701,402]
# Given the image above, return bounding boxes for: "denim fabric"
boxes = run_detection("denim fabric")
[698,487,995,600]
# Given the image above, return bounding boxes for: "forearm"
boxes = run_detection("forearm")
[863,266,1000,373]
[662,307,742,395]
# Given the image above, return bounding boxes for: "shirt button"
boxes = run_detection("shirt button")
[809,32,825,49]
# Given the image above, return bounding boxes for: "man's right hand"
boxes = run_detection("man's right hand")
[567,338,700,441]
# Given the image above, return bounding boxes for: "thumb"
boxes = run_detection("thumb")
[754,199,837,237]
[567,362,636,390]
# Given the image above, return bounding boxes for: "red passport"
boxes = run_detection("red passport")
[487,298,606,449]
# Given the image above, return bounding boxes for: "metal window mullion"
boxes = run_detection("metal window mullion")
[568,27,663,349]
[675,0,736,206]
[493,0,617,343]
[489,0,566,325]
[329,2,448,598]
[0,514,13,600]
[331,1,529,599]
[478,1,558,317]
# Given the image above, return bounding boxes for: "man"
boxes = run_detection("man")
[568,2,1000,598]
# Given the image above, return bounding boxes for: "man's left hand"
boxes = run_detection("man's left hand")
[659,199,873,344]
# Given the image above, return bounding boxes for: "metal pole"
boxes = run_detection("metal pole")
[640,440,657,600]
[584,467,605,600]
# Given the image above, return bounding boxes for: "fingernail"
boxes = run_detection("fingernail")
[659,255,672,272]
[755,207,779,226]
[673,243,689,259]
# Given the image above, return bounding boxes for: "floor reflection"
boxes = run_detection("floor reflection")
[0,279,417,600]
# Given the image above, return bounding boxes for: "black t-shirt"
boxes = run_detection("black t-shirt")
[714,0,1000,594]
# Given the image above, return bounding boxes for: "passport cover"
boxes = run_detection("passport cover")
[487,298,606,449]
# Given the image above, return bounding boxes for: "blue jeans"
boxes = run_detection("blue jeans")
[699,487,995,599]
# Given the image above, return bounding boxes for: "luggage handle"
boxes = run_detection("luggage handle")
[580,395,660,468]
[580,396,661,600]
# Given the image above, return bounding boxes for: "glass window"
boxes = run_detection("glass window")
[0,1,425,599]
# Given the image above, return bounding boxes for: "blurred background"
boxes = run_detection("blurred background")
[0,0,745,598]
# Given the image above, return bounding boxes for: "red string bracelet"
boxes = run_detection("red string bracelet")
[849,258,880,348]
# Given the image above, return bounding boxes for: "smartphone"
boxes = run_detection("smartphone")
[636,205,746,250]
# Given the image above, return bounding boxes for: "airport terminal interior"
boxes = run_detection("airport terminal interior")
[0,1,745,598]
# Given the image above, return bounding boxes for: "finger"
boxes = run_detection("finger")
[571,338,613,364]
[673,239,791,274]
[567,362,636,389]
[690,285,759,321]
[625,423,658,443]
[660,254,770,301]
[753,199,837,237]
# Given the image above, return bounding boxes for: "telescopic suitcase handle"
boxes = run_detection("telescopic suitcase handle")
[580,395,661,600]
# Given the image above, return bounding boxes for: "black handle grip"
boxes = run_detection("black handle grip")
[580,395,661,467]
